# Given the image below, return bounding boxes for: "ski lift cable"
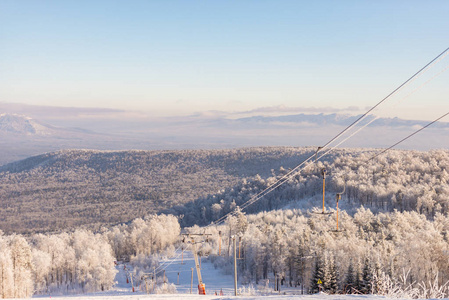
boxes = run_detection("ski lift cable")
[292,55,449,171]
[153,243,191,274]
[329,63,449,162]
[323,64,449,153]
[306,58,449,169]
[209,151,324,226]
[152,240,190,273]
[368,111,449,162]
[207,47,449,227]
[318,47,449,152]
[167,111,448,285]
[321,50,449,153]
[378,55,449,111]
[206,151,318,227]
[325,62,449,150]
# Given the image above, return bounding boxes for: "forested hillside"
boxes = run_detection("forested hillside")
[2,147,448,234]
[170,149,449,226]
[0,147,313,234]
[1,147,449,298]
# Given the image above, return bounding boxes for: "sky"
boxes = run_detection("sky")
[1,0,448,120]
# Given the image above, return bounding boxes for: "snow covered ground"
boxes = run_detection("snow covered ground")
[29,250,394,300]
[31,293,389,300]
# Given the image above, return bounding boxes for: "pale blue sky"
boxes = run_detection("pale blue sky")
[1,0,448,119]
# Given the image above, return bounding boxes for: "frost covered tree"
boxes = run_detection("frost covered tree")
[310,255,325,293]
[326,255,338,294]
[9,235,33,298]
[344,260,355,294]
[72,230,117,293]
[0,235,14,298]
[360,257,372,294]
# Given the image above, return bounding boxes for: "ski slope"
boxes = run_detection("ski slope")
[161,249,236,295]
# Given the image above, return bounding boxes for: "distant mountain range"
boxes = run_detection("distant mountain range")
[235,113,449,128]
[1,112,448,137]
[0,109,448,166]
[0,113,95,136]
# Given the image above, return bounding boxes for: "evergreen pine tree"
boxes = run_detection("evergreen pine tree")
[354,259,363,293]
[360,257,372,294]
[322,252,331,291]
[371,259,382,294]
[327,255,338,294]
[344,259,355,294]
[310,256,324,293]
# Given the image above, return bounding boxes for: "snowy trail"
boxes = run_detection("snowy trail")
[161,249,236,296]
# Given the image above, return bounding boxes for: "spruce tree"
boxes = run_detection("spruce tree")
[327,255,338,294]
[354,259,363,293]
[310,256,324,293]
[371,259,382,294]
[360,257,372,294]
[344,260,355,294]
[322,252,331,291]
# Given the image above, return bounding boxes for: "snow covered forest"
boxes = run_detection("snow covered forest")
[1,147,449,298]
[0,214,179,298]
[168,149,449,227]
[195,207,449,298]
[0,148,312,233]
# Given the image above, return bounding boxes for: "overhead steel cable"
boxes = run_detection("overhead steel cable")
[318,47,449,154]
[207,47,449,227]
[153,243,190,274]
[368,112,449,162]
[207,150,317,227]
[323,64,449,154]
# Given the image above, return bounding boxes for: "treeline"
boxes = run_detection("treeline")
[0,147,313,234]
[0,214,180,298]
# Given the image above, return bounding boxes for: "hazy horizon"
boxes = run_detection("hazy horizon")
[1,1,448,122]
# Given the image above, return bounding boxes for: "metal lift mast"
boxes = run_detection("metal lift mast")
[183,233,211,295]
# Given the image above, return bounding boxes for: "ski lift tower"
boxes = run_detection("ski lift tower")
[183,233,211,295]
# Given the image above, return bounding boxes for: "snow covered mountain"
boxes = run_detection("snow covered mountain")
[0,113,55,135]
[0,113,118,165]
[0,113,95,136]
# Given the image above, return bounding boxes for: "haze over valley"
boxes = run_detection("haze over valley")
[1,103,448,165]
